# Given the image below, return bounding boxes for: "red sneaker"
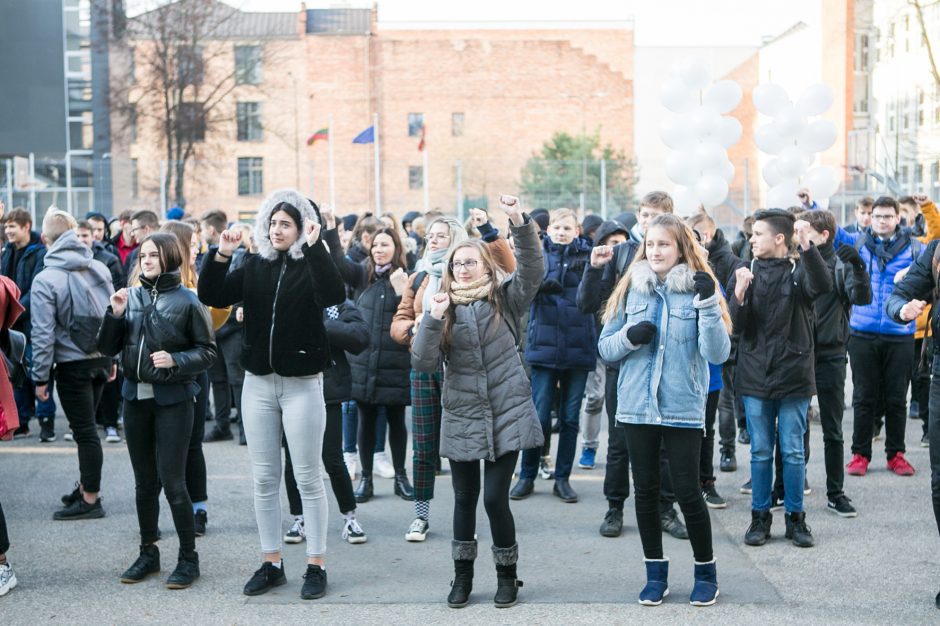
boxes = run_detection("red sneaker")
[846,454,869,476]
[886,452,915,476]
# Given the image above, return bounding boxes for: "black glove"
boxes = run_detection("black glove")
[836,245,865,271]
[538,279,564,296]
[626,321,657,346]
[692,271,716,299]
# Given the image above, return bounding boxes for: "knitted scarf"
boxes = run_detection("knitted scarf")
[418,248,449,313]
[449,274,492,305]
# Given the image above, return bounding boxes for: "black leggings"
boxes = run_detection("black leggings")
[186,371,209,503]
[124,398,196,553]
[285,403,357,515]
[0,500,8,555]
[451,451,519,548]
[357,403,407,474]
[699,390,721,484]
[624,424,713,562]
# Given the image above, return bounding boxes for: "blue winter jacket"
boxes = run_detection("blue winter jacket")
[598,261,731,429]
[524,235,597,371]
[0,230,46,332]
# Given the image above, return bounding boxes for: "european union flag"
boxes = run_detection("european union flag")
[352,126,374,144]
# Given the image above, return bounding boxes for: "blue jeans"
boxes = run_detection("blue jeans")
[14,343,56,427]
[341,400,387,455]
[520,366,590,481]
[743,395,810,514]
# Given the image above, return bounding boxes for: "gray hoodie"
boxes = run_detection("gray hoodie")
[30,230,114,383]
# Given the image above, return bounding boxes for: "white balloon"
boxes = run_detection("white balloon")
[688,105,721,139]
[721,160,735,184]
[797,119,837,153]
[796,83,834,117]
[715,116,742,149]
[754,123,787,155]
[752,83,790,117]
[665,150,700,186]
[704,80,743,114]
[694,141,727,172]
[659,115,697,151]
[774,105,807,141]
[695,175,729,208]
[677,57,711,90]
[763,158,784,187]
[802,165,840,198]
[673,185,702,214]
[766,181,801,209]
[776,145,808,178]
[660,77,696,114]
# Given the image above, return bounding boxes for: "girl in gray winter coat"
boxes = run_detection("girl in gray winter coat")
[411,195,543,610]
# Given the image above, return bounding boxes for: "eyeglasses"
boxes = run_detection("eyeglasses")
[871,214,897,221]
[450,260,479,271]
[427,233,451,241]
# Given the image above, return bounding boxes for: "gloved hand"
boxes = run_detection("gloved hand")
[836,245,865,271]
[692,271,716,299]
[538,279,564,295]
[626,321,657,346]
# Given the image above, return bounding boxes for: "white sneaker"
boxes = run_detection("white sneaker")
[284,517,305,544]
[105,427,121,443]
[405,517,429,542]
[374,452,396,479]
[342,517,367,544]
[63,432,74,442]
[538,455,555,480]
[0,562,17,597]
[344,452,359,481]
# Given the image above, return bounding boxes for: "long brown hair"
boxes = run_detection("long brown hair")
[160,220,197,288]
[602,213,732,333]
[439,240,507,353]
[366,227,408,283]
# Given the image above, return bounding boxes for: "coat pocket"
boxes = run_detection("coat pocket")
[667,306,697,345]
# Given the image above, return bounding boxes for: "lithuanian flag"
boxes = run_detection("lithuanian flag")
[306,127,329,146]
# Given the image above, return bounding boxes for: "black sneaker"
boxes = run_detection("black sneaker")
[740,478,752,494]
[120,544,160,583]
[719,451,737,472]
[12,424,30,439]
[243,561,287,596]
[702,481,727,509]
[737,428,750,445]
[803,478,811,495]
[599,508,624,537]
[922,433,930,448]
[53,496,105,521]
[166,551,200,589]
[61,482,81,506]
[744,510,772,546]
[660,508,689,540]
[301,564,327,600]
[826,495,858,518]
[203,427,233,443]
[784,512,814,548]
[194,510,207,537]
[39,423,56,443]
[770,493,785,511]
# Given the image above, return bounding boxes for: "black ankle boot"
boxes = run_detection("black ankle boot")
[354,475,374,503]
[120,543,160,583]
[165,550,200,589]
[784,511,814,548]
[394,472,415,501]
[492,544,522,608]
[447,540,476,608]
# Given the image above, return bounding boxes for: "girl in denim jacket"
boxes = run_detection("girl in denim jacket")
[598,214,731,607]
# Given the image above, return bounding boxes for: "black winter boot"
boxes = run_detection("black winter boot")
[354,474,374,503]
[447,540,476,608]
[165,550,200,589]
[120,543,160,583]
[492,544,523,608]
[784,511,815,548]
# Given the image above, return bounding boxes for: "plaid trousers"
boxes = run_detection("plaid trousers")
[411,368,443,502]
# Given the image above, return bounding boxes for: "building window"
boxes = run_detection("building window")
[236,102,262,141]
[235,45,262,85]
[131,158,139,198]
[238,157,263,195]
[931,162,939,191]
[904,113,910,130]
[177,45,204,86]
[856,34,870,71]
[451,112,464,137]
[178,102,205,142]
[920,109,926,126]
[901,165,910,184]
[889,115,896,132]
[916,163,924,185]
[408,113,424,137]
[408,166,423,190]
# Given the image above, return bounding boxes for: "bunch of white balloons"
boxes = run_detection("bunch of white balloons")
[660,57,743,213]
[753,83,840,209]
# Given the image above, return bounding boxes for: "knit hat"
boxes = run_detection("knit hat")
[341,214,358,231]
[581,214,604,239]
[166,206,185,221]
[402,210,421,227]
[530,208,550,232]
[613,211,637,231]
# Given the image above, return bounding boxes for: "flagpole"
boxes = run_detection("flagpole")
[328,115,336,211]
[422,145,429,212]
[373,112,382,216]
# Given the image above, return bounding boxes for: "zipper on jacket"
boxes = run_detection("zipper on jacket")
[136,288,159,380]
[269,256,287,370]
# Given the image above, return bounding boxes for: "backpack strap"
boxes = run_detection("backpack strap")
[410,271,427,294]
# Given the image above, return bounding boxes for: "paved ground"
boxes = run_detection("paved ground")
[2,404,939,625]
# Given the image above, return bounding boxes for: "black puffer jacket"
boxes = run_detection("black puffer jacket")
[706,229,745,292]
[97,272,216,385]
[324,228,411,406]
[323,300,369,404]
[814,242,872,359]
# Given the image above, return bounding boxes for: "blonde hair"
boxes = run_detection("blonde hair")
[639,191,674,214]
[602,213,732,333]
[439,240,507,352]
[42,208,78,244]
[549,208,579,226]
[160,221,197,289]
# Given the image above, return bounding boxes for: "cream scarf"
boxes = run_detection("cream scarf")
[449,274,493,305]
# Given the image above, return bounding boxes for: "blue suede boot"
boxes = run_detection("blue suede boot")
[639,558,669,606]
[690,559,719,606]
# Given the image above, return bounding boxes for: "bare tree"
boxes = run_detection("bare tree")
[910,0,940,90]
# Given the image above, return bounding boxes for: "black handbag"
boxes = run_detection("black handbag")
[2,329,27,387]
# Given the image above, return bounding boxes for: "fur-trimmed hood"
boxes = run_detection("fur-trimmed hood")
[630,261,694,294]
[253,189,320,261]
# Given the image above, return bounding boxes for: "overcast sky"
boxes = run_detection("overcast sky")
[129,0,820,47]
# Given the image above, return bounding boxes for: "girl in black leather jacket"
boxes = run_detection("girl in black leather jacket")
[98,232,216,591]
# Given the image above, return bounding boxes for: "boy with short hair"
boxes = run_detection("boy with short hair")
[629,191,674,245]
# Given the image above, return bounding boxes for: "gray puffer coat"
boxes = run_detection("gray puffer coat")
[412,217,544,462]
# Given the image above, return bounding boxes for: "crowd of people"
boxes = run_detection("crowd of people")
[0,185,939,610]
